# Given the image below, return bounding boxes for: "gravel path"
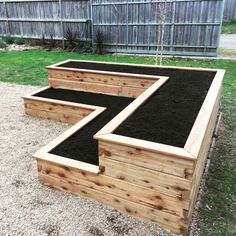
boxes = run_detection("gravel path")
[0,82,177,236]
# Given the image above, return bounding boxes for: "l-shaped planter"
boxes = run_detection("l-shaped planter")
[23,60,224,235]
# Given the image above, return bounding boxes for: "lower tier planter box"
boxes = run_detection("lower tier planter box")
[23,60,225,235]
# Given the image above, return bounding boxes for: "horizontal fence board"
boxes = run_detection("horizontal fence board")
[0,0,224,56]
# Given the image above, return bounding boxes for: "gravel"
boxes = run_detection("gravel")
[0,44,42,52]
[0,82,177,236]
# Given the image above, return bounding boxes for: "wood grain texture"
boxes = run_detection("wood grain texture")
[188,89,221,220]
[38,171,187,234]
[49,78,122,96]
[48,68,156,88]
[22,61,224,235]
[25,108,81,124]
[48,66,163,98]
[99,141,194,180]
[100,156,191,198]
[0,0,224,56]
[38,159,189,216]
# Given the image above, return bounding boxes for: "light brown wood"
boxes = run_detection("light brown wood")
[98,141,194,179]
[38,159,189,215]
[23,60,224,235]
[48,68,156,88]
[39,172,187,234]
[188,91,221,220]
[96,133,195,160]
[24,99,93,117]
[49,78,122,96]
[25,108,82,124]
[100,156,191,198]
[184,69,225,157]
[35,152,99,174]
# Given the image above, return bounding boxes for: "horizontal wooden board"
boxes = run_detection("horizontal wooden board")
[49,59,220,73]
[99,141,194,180]
[38,159,189,216]
[39,172,187,234]
[25,108,82,124]
[100,156,191,199]
[24,98,93,118]
[48,68,156,88]
[119,86,145,98]
[49,78,122,96]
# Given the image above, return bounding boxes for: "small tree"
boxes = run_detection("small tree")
[155,0,167,65]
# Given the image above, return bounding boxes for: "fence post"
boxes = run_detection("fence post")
[170,0,176,53]
[58,0,64,49]
[3,0,10,35]
[126,1,129,50]
[217,0,226,56]
[90,0,94,50]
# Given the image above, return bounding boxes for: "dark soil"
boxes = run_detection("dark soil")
[36,62,216,165]
[35,89,133,165]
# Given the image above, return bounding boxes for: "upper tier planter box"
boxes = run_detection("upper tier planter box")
[23,60,225,235]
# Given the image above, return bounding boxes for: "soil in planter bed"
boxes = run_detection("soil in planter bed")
[58,61,215,145]
[35,89,134,165]
[36,64,215,165]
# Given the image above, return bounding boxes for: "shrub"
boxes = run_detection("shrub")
[15,37,25,45]
[74,40,92,53]
[0,38,7,48]
[40,34,46,47]
[3,35,15,44]
[49,33,56,49]
[94,30,106,54]
[64,28,79,49]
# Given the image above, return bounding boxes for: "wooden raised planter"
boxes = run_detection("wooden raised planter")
[23,60,225,235]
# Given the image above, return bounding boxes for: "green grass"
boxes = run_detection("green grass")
[0,50,235,235]
[222,19,236,34]
[219,48,236,58]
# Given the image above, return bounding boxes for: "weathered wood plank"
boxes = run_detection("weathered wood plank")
[0,0,223,56]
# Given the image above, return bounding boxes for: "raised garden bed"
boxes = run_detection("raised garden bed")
[23,60,224,235]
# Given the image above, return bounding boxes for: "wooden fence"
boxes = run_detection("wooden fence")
[0,0,225,57]
[224,0,236,20]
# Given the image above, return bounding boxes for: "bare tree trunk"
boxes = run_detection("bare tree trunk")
[155,0,167,66]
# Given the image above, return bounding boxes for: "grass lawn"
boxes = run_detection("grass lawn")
[0,50,235,235]
[222,19,236,34]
